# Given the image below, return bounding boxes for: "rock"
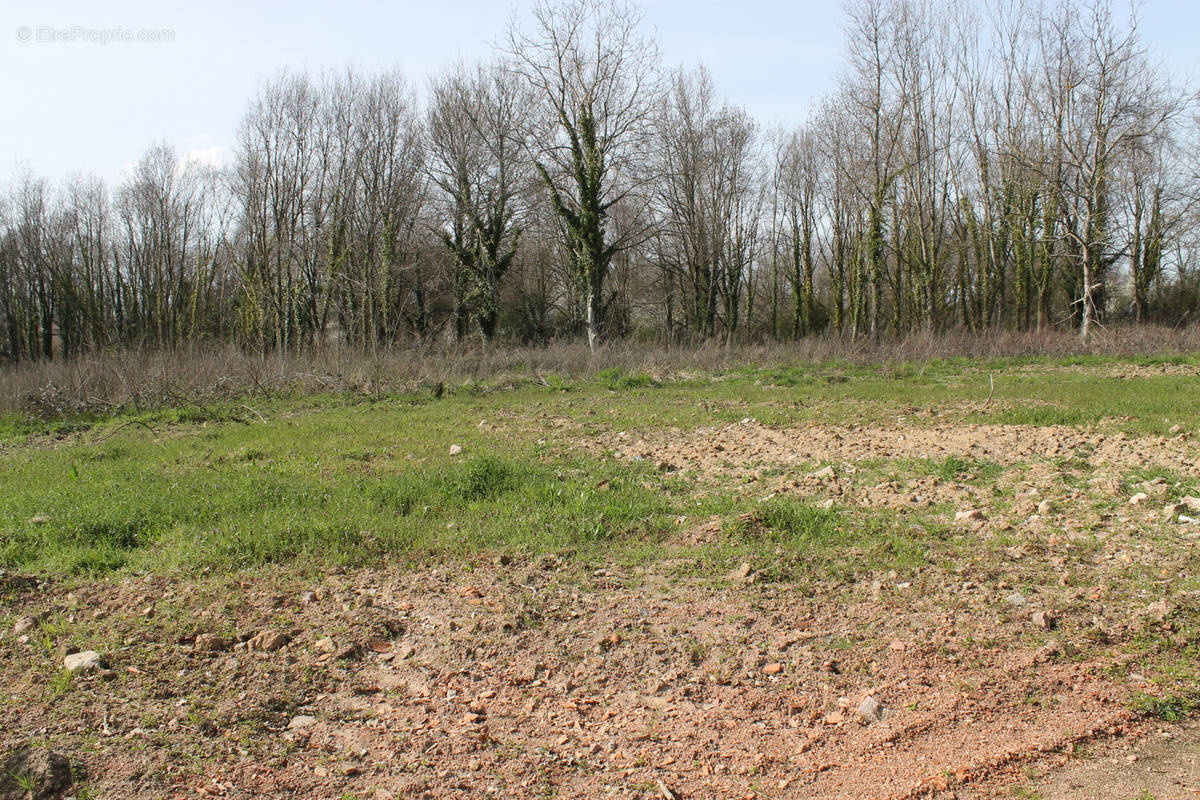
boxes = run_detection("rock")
[13,615,39,636]
[857,695,884,723]
[1162,502,1188,520]
[0,745,73,799]
[314,637,337,654]
[1143,478,1169,496]
[449,444,463,456]
[513,661,543,683]
[1181,496,1200,513]
[63,650,103,675]
[299,590,318,605]
[1013,498,1037,516]
[823,711,846,725]
[193,633,230,652]
[287,715,317,730]
[1146,600,1171,621]
[954,508,986,525]
[249,630,289,652]
[393,776,429,796]
[1129,492,1149,506]
[1004,592,1028,608]
[763,662,783,675]
[1036,499,1056,516]
[1031,610,1056,630]
[809,465,837,480]
[728,562,754,582]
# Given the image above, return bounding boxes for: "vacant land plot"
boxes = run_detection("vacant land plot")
[2,355,1199,799]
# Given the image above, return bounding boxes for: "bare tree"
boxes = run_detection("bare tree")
[653,66,760,342]
[838,0,910,339]
[1028,1,1181,340]
[428,61,534,343]
[506,0,662,350]
[116,143,211,349]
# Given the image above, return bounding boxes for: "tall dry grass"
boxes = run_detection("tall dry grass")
[3,323,1198,416]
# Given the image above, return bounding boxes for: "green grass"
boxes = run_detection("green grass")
[0,441,675,573]
[595,367,657,390]
[1129,691,1199,722]
[922,455,1005,483]
[1,354,1198,577]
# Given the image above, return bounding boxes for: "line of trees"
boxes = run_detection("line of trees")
[3,0,1198,363]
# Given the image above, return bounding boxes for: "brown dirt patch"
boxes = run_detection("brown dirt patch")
[0,556,1184,800]
[597,420,1198,478]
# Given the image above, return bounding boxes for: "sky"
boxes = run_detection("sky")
[2,0,1197,187]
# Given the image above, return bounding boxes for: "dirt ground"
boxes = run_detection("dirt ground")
[3,416,1199,799]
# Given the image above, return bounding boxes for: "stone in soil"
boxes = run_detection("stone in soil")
[193,633,230,652]
[954,508,986,525]
[728,562,754,582]
[249,630,289,651]
[857,695,884,722]
[12,615,39,636]
[393,776,429,796]
[1162,503,1188,520]
[1004,592,1028,608]
[1032,610,1056,630]
[62,650,103,675]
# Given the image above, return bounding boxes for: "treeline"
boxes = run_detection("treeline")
[2,0,1198,363]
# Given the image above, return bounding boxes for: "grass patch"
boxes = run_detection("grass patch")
[989,405,1088,427]
[717,498,931,584]
[595,367,657,390]
[3,353,1199,578]
[1129,691,1199,722]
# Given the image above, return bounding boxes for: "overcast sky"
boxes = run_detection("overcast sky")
[2,0,1197,187]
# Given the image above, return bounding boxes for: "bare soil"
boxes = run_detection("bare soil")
[3,417,1198,799]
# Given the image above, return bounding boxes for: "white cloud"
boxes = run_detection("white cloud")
[182,144,230,169]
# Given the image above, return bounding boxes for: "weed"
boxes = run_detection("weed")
[50,669,73,698]
[595,367,656,390]
[1129,692,1198,722]
[925,455,1003,483]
